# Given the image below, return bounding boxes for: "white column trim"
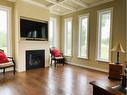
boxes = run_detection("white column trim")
[126,0,127,61]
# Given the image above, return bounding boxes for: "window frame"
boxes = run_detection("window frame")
[0,5,12,56]
[96,8,113,62]
[49,17,57,47]
[78,13,89,59]
[64,17,73,56]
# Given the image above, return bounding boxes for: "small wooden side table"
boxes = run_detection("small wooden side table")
[90,81,124,95]
[108,63,123,80]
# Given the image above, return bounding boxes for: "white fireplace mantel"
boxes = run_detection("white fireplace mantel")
[16,40,50,72]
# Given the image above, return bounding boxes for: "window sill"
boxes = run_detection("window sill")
[96,59,111,63]
[77,56,88,60]
[64,55,72,57]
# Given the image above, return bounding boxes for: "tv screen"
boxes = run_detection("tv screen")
[20,18,48,40]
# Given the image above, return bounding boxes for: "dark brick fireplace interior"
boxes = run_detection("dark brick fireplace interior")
[26,50,45,70]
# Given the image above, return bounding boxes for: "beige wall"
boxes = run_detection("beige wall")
[61,0,126,71]
[15,1,49,21]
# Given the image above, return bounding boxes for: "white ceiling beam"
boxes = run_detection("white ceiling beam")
[46,0,76,11]
[46,0,67,5]
[71,0,89,8]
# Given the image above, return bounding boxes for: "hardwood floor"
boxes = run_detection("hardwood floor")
[0,64,120,95]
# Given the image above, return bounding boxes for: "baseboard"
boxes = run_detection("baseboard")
[67,62,108,73]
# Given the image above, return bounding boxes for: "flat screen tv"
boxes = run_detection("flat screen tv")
[20,18,48,41]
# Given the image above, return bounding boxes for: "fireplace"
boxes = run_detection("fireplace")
[26,50,45,70]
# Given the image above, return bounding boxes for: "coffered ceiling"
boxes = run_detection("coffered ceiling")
[7,0,114,15]
[7,0,16,2]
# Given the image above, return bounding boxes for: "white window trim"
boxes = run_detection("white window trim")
[0,5,12,56]
[96,8,113,62]
[64,17,73,56]
[50,17,57,47]
[126,1,127,62]
[78,13,89,59]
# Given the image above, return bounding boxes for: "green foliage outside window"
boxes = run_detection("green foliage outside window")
[0,31,7,54]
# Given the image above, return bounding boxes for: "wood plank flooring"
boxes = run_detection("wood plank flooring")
[0,64,120,95]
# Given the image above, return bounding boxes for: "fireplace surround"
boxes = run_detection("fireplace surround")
[26,50,45,70]
[15,41,50,72]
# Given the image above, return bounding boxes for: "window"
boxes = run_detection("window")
[0,6,11,56]
[64,17,72,56]
[78,14,89,58]
[97,8,113,61]
[49,17,56,47]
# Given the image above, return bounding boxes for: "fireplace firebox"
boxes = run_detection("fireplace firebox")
[26,50,45,70]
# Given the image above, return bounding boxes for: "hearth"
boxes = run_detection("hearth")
[26,50,45,70]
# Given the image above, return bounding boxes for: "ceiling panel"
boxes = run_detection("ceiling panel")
[32,0,53,6]
[7,0,113,15]
[50,5,71,14]
[48,0,64,3]
[62,0,83,10]
[81,0,101,4]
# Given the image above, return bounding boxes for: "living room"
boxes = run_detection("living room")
[0,0,126,95]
